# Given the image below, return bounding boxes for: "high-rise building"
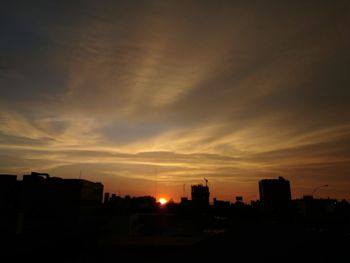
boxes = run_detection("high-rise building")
[0,174,18,234]
[259,176,291,212]
[191,184,210,208]
[0,174,17,209]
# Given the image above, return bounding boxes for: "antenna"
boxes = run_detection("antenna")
[183,184,186,197]
[204,178,208,187]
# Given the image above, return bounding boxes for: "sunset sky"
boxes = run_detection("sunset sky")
[1,1,350,202]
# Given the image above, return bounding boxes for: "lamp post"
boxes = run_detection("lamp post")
[312,184,328,198]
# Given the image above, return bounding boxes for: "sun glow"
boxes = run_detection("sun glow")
[159,198,167,205]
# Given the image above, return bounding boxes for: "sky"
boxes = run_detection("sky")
[1,0,350,202]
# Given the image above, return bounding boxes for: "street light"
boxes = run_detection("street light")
[312,184,328,198]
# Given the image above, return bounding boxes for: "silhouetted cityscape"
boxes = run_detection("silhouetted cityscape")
[1,172,349,262]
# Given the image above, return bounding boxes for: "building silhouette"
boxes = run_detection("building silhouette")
[0,174,18,234]
[20,172,103,210]
[0,172,104,235]
[0,174,17,209]
[1,170,350,262]
[259,176,291,212]
[191,184,210,208]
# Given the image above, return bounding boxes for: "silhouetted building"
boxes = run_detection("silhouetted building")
[191,184,210,208]
[180,197,189,204]
[20,172,104,211]
[213,198,230,209]
[295,196,337,217]
[103,194,158,215]
[259,176,291,212]
[0,174,18,209]
[61,179,104,205]
[8,172,104,236]
[21,172,49,211]
[104,192,110,203]
[235,196,243,203]
[0,174,18,234]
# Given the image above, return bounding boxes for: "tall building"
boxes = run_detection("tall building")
[0,174,18,234]
[0,175,17,209]
[259,176,291,212]
[191,184,210,208]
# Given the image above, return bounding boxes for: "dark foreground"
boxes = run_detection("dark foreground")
[2,220,349,263]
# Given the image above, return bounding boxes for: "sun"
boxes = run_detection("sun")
[159,198,167,205]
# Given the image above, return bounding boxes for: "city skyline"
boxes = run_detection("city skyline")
[0,172,333,205]
[0,172,342,204]
[1,1,350,202]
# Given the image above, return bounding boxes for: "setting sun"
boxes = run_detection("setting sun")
[159,198,167,205]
